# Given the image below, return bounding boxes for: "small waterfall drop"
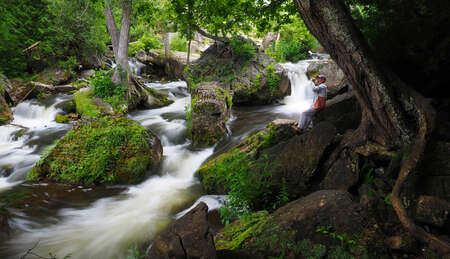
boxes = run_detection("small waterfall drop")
[277,61,315,114]
[0,97,70,192]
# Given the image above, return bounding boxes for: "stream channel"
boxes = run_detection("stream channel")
[0,59,322,258]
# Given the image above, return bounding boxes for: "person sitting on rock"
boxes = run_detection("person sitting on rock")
[293,74,327,133]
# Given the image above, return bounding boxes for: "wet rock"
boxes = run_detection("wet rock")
[307,60,347,98]
[215,190,387,258]
[136,49,200,80]
[0,204,10,241]
[28,116,163,185]
[79,69,95,79]
[36,67,71,85]
[0,90,13,125]
[146,202,217,259]
[313,93,361,134]
[190,82,231,147]
[55,99,76,114]
[185,40,291,106]
[5,78,34,104]
[197,121,336,206]
[142,87,174,109]
[415,195,450,228]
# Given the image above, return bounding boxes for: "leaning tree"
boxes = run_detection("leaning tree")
[294,0,449,253]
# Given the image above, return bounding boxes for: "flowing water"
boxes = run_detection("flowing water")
[0,59,319,258]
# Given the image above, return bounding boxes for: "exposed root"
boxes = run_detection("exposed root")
[390,95,450,254]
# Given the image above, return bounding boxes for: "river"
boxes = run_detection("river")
[0,59,319,258]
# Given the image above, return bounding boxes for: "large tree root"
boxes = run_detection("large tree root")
[390,95,450,254]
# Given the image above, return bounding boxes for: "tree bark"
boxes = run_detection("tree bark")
[294,0,449,253]
[104,1,120,58]
[295,0,415,148]
[114,0,132,83]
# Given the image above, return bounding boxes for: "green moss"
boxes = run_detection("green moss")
[55,114,69,123]
[74,90,101,118]
[266,63,281,96]
[28,116,157,185]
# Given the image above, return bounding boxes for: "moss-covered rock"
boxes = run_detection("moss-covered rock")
[28,116,162,185]
[0,74,13,125]
[54,114,69,124]
[197,120,336,209]
[55,99,76,114]
[142,87,174,109]
[185,40,291,106]
[215,190,388,258]
[73,89,115,118]
[36,67,71,85]
[188,82,231,147]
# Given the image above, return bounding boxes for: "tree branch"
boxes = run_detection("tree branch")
[104,0,120,58]
[193,25,229,43]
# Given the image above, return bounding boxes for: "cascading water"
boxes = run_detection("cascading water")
[1,54,329,259]
[0,96,71,192]
[2,82,221,259]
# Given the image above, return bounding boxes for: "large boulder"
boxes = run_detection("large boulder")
[136,49,200,80]
[28,116,162,185]
[185,40,291,106]
[215,190,387,258]
[189,82,232,147]
[197,120,336,208]
[146,202,217,259]
[36,67,71,85]
[307,60,347,98]
[313,93,361,134]
[0,75,13,125]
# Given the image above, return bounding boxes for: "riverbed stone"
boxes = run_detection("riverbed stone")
[185,39,291,106]
[28,116,162,185]
[146,202,217,259]
[189,82,231,147]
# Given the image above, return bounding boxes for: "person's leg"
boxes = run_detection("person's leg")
[298,108,316,130]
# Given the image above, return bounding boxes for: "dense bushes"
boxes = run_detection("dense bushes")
[0,0,108,78]
[229,37,256,62]
[266,16,318,63]
[170,34,188,52]
[129,32,163,56]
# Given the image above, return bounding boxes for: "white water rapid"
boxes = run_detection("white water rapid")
[3,82,223,259]
[0,96,71,192]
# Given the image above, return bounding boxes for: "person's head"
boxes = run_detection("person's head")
[316,74,326,84]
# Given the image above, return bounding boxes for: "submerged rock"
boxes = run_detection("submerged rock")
[189,82,232,147]
[28,116,162,185]
[146,202,217,259]
[185,40,291,106]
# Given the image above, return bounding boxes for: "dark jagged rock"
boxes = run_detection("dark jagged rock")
[189,82,231,147]
[146,202,217,259]
[0,205,10,242]
[414,195,450,228]
[185,41,291,106]
[197,120,336,206]
[215,190,387,258]
[313,92,361,134]
[28,116,162,185]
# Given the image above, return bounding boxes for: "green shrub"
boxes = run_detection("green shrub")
[170,34,188,52]
[129,32,163,56]
[266,63,281,96]
[91,70,127,113]
[229,37,256,62]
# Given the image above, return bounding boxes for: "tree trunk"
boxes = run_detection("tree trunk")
[104,1,119,58]
[294,0,449,253]
[187,39,192,64]
[112,0,132,86]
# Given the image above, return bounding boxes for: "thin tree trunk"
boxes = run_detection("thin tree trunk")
[187,39,192,64]
[163,32,170,59]
[104,0,119,58]
[112,0,132,86]
[294,0,449,253]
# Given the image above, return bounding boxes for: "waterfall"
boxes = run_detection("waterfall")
[0,97,71,192]
[276,61,315,115]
